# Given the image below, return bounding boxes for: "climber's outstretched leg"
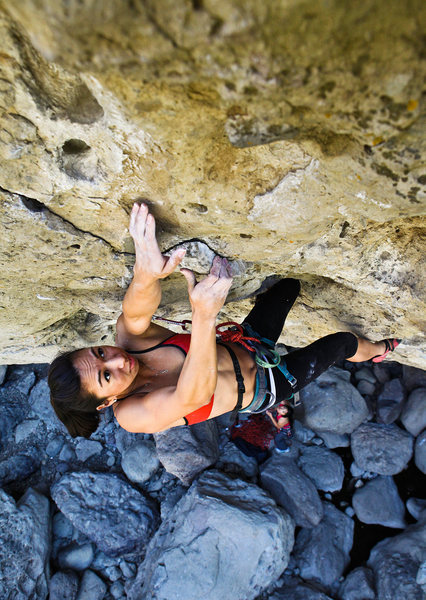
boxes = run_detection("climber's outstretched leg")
[242,278,301,344]
[273,332,395,400]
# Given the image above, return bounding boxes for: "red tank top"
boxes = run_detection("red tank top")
[134,333,214,426]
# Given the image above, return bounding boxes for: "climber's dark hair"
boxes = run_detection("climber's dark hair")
[274,402,294,422]
[48,350,104,439]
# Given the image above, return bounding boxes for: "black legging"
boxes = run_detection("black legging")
[241,279,358,400]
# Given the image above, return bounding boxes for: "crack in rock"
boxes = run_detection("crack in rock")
[164,239,247,276]
[0,186,122,253]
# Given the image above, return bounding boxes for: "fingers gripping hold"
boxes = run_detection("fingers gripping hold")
[181,268,197,293]
[128,203,185,279]
[181,255,233,318]
[209,255,222,279]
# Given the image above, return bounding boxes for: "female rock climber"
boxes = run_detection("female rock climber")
[266,403,293,454]
[48,203,400,438]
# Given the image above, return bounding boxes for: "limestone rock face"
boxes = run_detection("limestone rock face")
[0,0,425,366]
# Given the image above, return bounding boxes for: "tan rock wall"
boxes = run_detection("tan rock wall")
[0,0,425,366]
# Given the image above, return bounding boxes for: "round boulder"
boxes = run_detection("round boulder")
[351,423,413,475]
[127,470,294,600]
[297,445,345,492]
[299,367,369,435]
[401,388,426,437]
[352,476,406,528]
[121,440,160,484]
[51,472,159,557]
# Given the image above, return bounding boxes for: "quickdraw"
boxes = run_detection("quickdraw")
[152,315,192,331]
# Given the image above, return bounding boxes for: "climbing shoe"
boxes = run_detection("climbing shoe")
[372,339,401,363]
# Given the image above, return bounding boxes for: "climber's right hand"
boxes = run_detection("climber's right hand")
[180,256,233,319]
[129,202,186,279]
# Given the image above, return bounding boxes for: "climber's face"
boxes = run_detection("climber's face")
[276,404,288,416]
[73,345,139,401]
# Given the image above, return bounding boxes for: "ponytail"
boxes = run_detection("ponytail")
[48,350,103,439]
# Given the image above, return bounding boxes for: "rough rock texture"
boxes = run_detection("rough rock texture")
[120,440,160,484]
[0,366,35,450]
[339,566,376,600]
[270,578,333,600]
[127,470,294,600]
[351,422,414,475]
[352,475,406,528]
[76,570,107,600]
[0,488,50,600]
[49,571,79,600]
[368,512,426,600]
[297,444,345,492]
[376,378,405,424]
[260,452,323,528]
[0,1,425,367]
[154,419,219,484]
[374,553,424,600]
[51,472,159,557]
[401,388,426,436]
[299,367,369,435]
[292,502,354,590]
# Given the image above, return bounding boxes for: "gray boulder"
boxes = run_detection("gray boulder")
[75,439,103,462]
[51,472,159,557]
[297,445,345,492]
[58,542,94,570]
[354,366,377,384]
[127,470,294,600]
[376,379,405,424]
[49,571,79,600]
[270,577,333,599]
[402,365,426,392]
[374,553,423,600]
[368,511,426,567]
[0,367,35,449]
[14,419,41,443]
[407,498,426,521]
[401,388,426,436]
[352,476,406,528]
[292,419,316,443]
[357,379,376,396]
[299,367,369,435]
[121,440,160,484]
[351,423,413,475]
[0,488,50,600]
[339,566,376,600]
[28,377,67,433]
[216,440,258,478]
[417,561,426,587]
[317,430,350,448]
[76,570,107,600]
[154,419,219,484]
[0,452,39,486]
[415,429,426,474]
[368,512,426,600]
[293,502,354,590]
[261,453,323,528]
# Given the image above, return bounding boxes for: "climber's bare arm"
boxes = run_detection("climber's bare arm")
[115,312,218,433]
[117,203,186,339]
[116,257,233,433]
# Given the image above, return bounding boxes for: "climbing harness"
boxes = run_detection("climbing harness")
[153,315,298,411]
